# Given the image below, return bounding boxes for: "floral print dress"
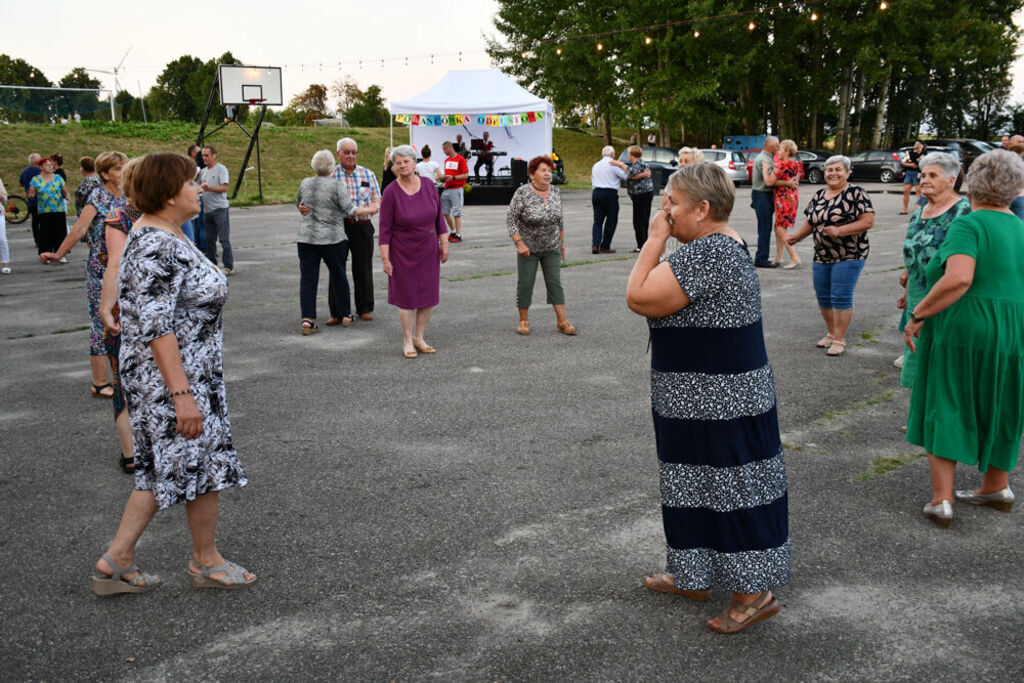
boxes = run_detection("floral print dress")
[118,227,246,509]
[85,187,127,355]
[773,158,800,229]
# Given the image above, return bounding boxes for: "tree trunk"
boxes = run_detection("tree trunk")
[809,103,820,148]
[871,68,892,149]
[603,110,612,146]
[835,64,852,154]
[850,69,865,152]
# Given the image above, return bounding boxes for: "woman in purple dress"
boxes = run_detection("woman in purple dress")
[379,145,449,358]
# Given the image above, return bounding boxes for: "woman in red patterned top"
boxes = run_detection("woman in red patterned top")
[773,140,802,269]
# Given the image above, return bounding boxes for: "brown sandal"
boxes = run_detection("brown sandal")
[557,320,577,336]
[517,320,530,335]
[826,339,846,356]
[815,333,835,348]
[643,573,711,601]
[707,591,779,634]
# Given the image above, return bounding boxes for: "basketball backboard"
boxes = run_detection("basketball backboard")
[218,65,283,106]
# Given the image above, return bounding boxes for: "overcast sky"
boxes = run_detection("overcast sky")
[5,1,1023,110]
[3,0,501,107]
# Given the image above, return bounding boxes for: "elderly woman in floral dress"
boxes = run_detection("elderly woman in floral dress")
[507,155,576,336]
[41,152,129,401]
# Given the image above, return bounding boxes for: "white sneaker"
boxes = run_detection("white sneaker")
[893,354,904,368]
[59,257,68,264]
[1,266,10,274]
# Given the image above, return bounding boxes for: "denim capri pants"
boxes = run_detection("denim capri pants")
[812,259,866,310]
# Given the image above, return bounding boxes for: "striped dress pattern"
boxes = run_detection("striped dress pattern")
[648,233,790,593]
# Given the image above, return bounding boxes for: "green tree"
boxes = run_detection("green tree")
[58,67,103,119]
[345,84,389,127]
[149,52,244,122]
[283,83,330,125]
[0,54,54,122]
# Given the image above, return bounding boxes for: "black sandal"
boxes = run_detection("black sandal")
[91,383,114,399]
[300,318,319,336]
[120,454,135,474]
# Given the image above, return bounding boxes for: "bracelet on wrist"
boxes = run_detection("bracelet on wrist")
[909,311,925,323]
[170,388,193,397]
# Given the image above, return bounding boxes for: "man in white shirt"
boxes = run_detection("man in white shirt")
[591,146,629,253]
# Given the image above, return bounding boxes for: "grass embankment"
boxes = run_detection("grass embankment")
[0,121,613,209]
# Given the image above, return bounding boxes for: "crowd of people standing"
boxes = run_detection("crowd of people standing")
[5,131,1023,641]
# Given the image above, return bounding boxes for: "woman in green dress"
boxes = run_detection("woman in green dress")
[904,149,1024,528]
[897,152,969,387]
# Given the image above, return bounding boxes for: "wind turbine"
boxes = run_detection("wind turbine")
[88,47,132,93]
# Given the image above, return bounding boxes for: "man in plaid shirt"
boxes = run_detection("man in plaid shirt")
[300,137,381,323]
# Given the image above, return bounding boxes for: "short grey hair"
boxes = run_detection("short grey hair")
[667,162,735,223]
[601,145,615,157]
[390,144,417,163]
[336,137,358,152]
[967,149,1024,207]
[918,152,960,182]
[311,150,335,176]
[825,155,851,172]
[678,147,705,164]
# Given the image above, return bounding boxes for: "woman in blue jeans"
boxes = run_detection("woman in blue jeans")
[787,156,875,356]
[295,150,379,335]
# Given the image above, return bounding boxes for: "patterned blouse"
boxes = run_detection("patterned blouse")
[30,175,67,213]
[74,174,103,215]
[903,198,971,290]
[296,175,356,244]
[627,160,654,195]
[804,184,874,263]
[506,183,564,253]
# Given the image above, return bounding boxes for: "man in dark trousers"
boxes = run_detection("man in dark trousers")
[298,137,381,322]
[474,131,495,182]
[19,153,41,250]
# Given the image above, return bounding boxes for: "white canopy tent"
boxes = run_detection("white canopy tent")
[389,69,553,169]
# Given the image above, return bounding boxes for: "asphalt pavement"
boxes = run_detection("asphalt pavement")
[1,181,1022,681]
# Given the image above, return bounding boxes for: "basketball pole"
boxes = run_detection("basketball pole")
[196,70,267,201]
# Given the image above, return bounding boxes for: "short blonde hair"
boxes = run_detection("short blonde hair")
[780,139,797,156]
[311,150,335,176]
[667,162,735,223]
[95,151,128,182]
[628,145,642,159]
[967,149,1024,207]
[678,147,705,164]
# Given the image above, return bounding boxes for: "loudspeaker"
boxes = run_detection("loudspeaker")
[511,159,528,187]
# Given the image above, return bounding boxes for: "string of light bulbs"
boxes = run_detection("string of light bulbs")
[270,1,890,72]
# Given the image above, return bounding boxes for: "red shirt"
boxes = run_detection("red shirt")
[443,154,468,189]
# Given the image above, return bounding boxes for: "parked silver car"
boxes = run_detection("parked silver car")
[700,149,748,186]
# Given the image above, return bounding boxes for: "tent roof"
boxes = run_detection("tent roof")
[389,69,551,115]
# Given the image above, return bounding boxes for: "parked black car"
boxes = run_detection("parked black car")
[898,139,994,170]
[796,149,832,184]
[848,149,904,183]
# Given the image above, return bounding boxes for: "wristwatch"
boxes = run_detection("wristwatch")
[909,311,926,323]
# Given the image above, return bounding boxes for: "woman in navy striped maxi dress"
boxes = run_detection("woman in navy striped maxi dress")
[627,163,790,634]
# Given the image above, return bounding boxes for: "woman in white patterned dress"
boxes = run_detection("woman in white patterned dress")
[91,153,255,595]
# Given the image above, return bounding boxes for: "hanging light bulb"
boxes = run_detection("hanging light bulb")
[521,51,528,58]
[597,42,604,51]
[748,21,756,31]
[693,30,700,38]
[811,12,818,21]
[556,46,562,56]
[880,1,888,8]
[644,36,652,45]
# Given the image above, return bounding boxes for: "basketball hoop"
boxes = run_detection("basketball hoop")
[248,98,266,107]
